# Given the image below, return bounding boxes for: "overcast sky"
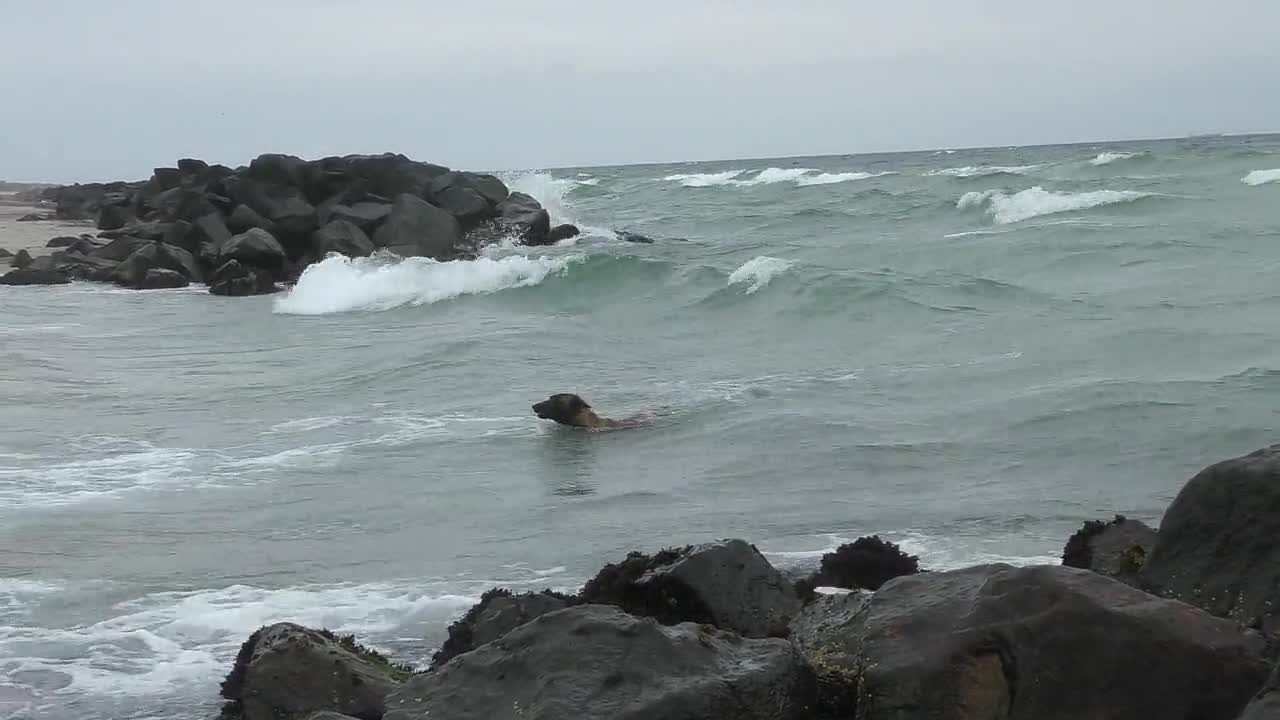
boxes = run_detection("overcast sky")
[1,1,1276,182]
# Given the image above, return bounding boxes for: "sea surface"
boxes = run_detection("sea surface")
[2,134,1279,719]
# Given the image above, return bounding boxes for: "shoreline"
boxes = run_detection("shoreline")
[200,443,1280,720]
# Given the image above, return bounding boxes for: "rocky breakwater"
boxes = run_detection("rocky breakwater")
[215,446,1280,720]
[1,153,584,292]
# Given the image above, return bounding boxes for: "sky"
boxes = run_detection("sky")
[1,1,1277,183]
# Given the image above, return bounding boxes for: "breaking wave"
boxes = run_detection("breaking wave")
[1242,169,1280,186]
[926,164,1042,179]
[664,168,892,188]
[1090,151,1140,166]
[728,256,794,293]
[273,253,582,315]
[958,186,1152,224]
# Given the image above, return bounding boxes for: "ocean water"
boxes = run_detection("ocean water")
[3,134,1280,719]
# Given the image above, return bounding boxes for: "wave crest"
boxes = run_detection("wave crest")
[926,165,1042,179]
[957,186,1152,224]
[728,256,794,293]
[664,167,893,188]
[273,253,581,315]
[1242,169,1280,186]
[1090,151,1140,166]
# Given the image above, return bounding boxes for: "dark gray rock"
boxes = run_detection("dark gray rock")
[97,203,136,231]
[219,622,409,720]
[38,250,118,281]
[497,191,551,244]
[334,153,449,199]
[228,204,276,234]
[616,230,658,244]
[1144,446,1280,632]
[89,236,151,263]
[428,171,508,211]
[1239,662,1280,720]
[430,589,571,670]
[824,564,1268,720]
[547,224,580,243]
[469,173,510,205]
[0,248,11,258]
[146,186,218,222]
[0,268,70,285]
[372,194,464,260]
[328,202,391,234]
[787,590,871,717]
[187,212,233,252]
[384,605,813,720]
[135,268,189,289]
[219,229,287,275]
[17,213,48,222]
[1062,514,1156,587]
[112,242,201,287]
[310,219,374,258]
[246,153,308,189]
[46,236,81,248]
[209,260,280,297]
[12,249,33,268]
[431,185,490,223]
[98,220,181,243]
[579,539,800,639]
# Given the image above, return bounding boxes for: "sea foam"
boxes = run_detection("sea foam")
[273,253,580,315]
[664,168,891,188]
[958,186,1151,224]
[1242,169,1280,186]
[728,256,794,293]
[1090,151,1140,166]
[926,164,1042,178]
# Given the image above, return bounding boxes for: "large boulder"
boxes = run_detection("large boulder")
[112,242,201,287]
[89,236,152,263]
[219,229,287,277]
[1062,514,1156,586]
[384,605,814,720]
[0,268,70,285]
[36,250,118,282]
[797,563,1269,720]
[328,202,391,235]
[209,260,279,297]
[331,153,449,200]
[98,220,186,244]
[219,622,410,720]
[97,203,137,230]
[372,194,464,260]
[187,212,233,252]
[145,186,218,222]
[11,249,33,268]
[1239,663,1280,720]
[579,539,800,638]
[431,185,490,224]
[0,248,11,258]
[135,268,189,289]
[1144,446,1280,632]
[547,224,581,244]
[227,204,276,234]
[431,588,571,670]
[310,219,374,259]
[496,191,551,244]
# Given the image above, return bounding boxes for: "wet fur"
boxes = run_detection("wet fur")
[532,393,652,432]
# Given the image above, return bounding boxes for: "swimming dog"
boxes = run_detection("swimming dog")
[532,393,649,431]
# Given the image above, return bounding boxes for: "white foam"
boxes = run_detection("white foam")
[1242,169,1280,186]
[663,170,746,187]
[728,256,794,294]
[957,186,1151,224]
[0,439,199,509]
[795,171,895,186]
[501,171,613,239]
[926,164,1042,178]
[1090,151,1139,166]
[0,583,475,703]
[665,168,890,188]
[273,253,581,315]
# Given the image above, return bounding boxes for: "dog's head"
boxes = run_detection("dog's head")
[532,393,594,427]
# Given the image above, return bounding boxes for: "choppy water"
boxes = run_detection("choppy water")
[3,134,1280,719]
